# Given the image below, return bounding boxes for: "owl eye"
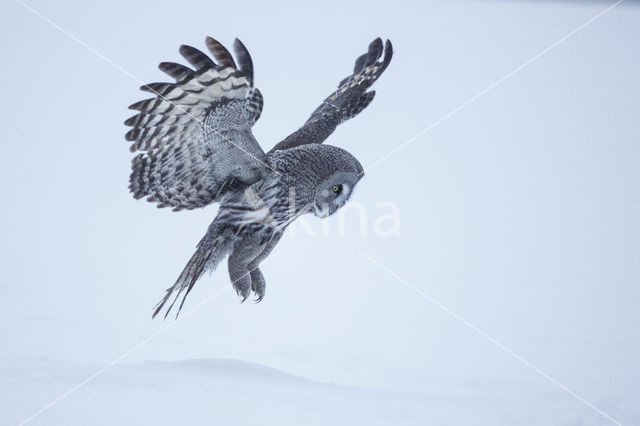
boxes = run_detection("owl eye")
[331,184,343,195]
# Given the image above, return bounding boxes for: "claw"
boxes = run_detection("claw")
[250,268,266,304]
[236,287,250,303]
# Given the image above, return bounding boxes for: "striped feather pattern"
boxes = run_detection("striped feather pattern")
[126,37,267,211]
[270,38,392,152]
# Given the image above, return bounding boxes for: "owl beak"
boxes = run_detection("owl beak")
[313,202,331,218]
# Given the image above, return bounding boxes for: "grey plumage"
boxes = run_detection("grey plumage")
[125,36,393,318]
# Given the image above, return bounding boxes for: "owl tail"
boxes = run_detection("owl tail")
[152,224,234,319]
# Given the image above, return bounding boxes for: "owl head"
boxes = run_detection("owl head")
[272,144,364,217]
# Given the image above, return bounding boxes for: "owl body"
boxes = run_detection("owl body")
[195,144,364,304]
[125,36,392,318]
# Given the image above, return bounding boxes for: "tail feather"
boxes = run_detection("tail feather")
[152,226,234,319]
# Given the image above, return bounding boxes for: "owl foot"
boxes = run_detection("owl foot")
[228,239,274,304]
[250,268,266,303]
[231,272,252,303]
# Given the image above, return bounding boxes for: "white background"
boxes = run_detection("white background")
[1,0,638,425]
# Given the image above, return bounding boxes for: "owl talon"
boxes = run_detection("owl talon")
[236,286,251,303]
[250,268,266,303]
[231,273,252,302]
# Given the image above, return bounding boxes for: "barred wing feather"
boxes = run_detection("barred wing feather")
[270,38,392,153]
[126,37,267,210]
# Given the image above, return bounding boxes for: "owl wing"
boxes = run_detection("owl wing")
[269,38,392,153]
[126,37,268,211]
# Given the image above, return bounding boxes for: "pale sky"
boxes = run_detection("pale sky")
[1,0,639,424]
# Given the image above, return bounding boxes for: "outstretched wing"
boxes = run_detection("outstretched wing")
[126,37,268,211]
[269,38,392,153]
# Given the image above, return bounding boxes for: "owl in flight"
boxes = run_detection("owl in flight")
[125,36,393,318]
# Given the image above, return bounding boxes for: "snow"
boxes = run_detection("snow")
[3,357,636,426]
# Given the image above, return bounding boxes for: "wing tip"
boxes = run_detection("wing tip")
[382,39,393,70]
[232,37,254,84]
[205,36,237,68]
[179,44,215,70]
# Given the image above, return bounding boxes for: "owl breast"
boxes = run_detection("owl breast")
[216,174,293,235]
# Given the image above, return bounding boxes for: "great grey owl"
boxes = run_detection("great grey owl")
[125,36,393,318]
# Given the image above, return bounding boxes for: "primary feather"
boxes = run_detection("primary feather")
[126,38,267,211]
[270,38,393,152]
